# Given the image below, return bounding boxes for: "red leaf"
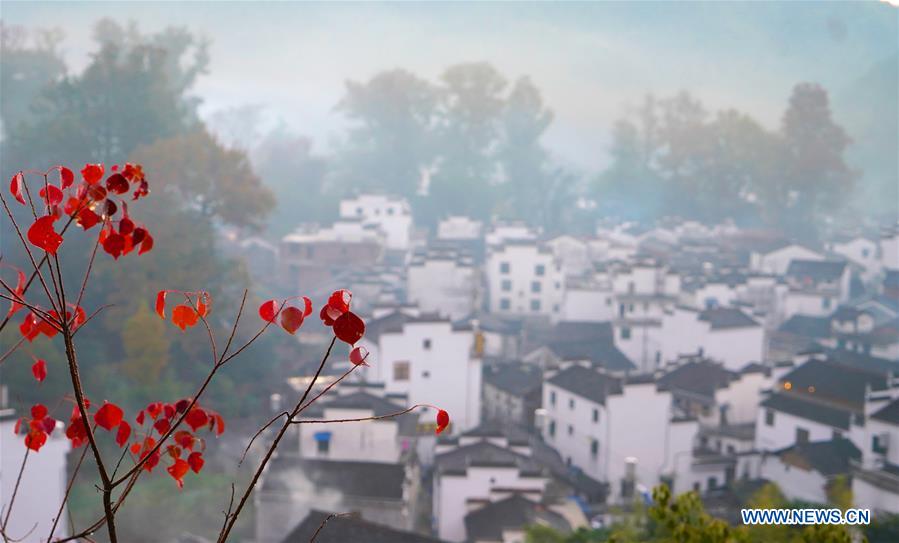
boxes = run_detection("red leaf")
[436,409,450,435]
[130,443,141,455]
[94,403,124,431]
[104,199,118,217]
[187,452,204,473]
[167,445,182,459]
[279,306,305,334]
[155,291,166,319]
[167,458,190,489]
[81,164,104,185]
[116,421,131,447]
[19,313,39,342]
[174,430,194,449]
[196,292,211,318]
[39,185,63,206]
[138,232,154,255]
[350,346,370,366]
[142,450,161,473]
[27,216,63,255]
[146,402,163,419]
[153,419,171,435]
[212,413,225,436]
[25,430,47,451]
[136,410,146,425]
[106,173,129,195]
[319,305,341,327]
[131,227,146,244]
[102,231,125,259]
[59,166,74,189]
[302,296,313,317]
[31,404,48,420]
[185,408,209,432]
[31,359,47,383]
[10,172,26,205]
[40,416,56,434]
[119,217,134,235]
[333,311,365,345]
[77,208,101,230]
[14,417,22,435]
[259,299,279,322]
[87,184,107,201]
[6,269,26,318]
[327,289,352,314]
[171,305,199,331]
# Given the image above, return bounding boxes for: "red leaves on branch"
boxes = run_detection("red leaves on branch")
[31,359,47,383]
[116,421,132,447]
[328,289,352,314]
[94,402,125,431]
[155,291,212,331]
[259,296,313,334]
[187,451,204,473]
[15,403,55,452]
[27,216,64,255]
[167,458,190,489]
[333,311,365,345]
[10,172,26,205]
[185,407,208,431]
[436,409,450,435]
[58,166,74,189]
[81,163,104,185]
[39,185,63,207]
[350,346,370,366]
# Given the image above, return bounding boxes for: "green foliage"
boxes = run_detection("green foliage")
[121,301,170,384]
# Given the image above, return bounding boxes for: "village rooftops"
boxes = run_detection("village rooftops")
[545,365,625,405]
[464,494,570,542]
[775,358,888,407]
[363,310,472,341]
[483,363,542,397]
[261,457,407,501]
[785,259,847,282]
[778,315,832,339]
[282,511,444,543]
[776,438,861,477]
[697,307,759,330]
[435,440,547,477]
[657,360,738,399]
[871,397,899,426]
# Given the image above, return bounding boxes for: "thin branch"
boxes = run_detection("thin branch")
[47,444,90,542]
[0,336,26,366]
[0,448,30,539]
[310,512,355,543]
[290,404,424,426]
[238,412,288,466]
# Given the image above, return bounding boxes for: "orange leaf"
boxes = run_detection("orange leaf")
[171,305,199,331]
[155,291,166,319]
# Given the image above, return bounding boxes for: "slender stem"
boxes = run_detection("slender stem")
[0,448,30,539]
[217,336,338,543]
[47,444,90,542]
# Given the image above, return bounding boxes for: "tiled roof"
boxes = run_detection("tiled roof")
[698,307,758,330]
[262,456,406,500]
[464,495,570,541]
[282,511,444,543]
[546,365,623,405]
[658,360,737,398]
[761,393,852,430]
[871,397,899,426]
[484,363,542,396]
[786,259,847,282]
[777,438,861,476]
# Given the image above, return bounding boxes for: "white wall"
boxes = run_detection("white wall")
[361,320,482,433]
[759,456,828,504]
[339,194,412,250]
[754,405,842,452]
[560,288,614,322]
[486,244,564,319]
[0,417,70,542]
[434,466,547,542]
[751,245,823,275]
[297,406,404,464]
[407,259,477,320]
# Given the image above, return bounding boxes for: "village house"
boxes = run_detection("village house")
[486,241,565,320]
[339,194,413,251]
[280,220,385,290]
[407,247,479,320]
[853,394,899,515]
[781,259,851,319]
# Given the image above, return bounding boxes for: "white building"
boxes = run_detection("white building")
[486,241,565,320]
[357,309,482,433]
[880,225,899,271]
[0,408,71,542]
[749,242,824,276]
[432,432,553,542]
[758,438,861,504]
[407,249,478,320]
[545,235,592,278]
[781,259,851,319]
[828,235,881,282]
[339,194,413,251]
[540,365,698,503]
[853,395,899,515]
[437,216,483,241]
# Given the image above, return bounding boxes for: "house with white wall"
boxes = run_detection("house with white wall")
[339,194,413,251]
[782,259,851,319]
[486,241,565,320]
[828,235,881,283]
[432,435,554,541]
[758,438,861,505]
[853,394,899,515]
[0,407,71,542]
[438,216,483,241]
[407,248,478,320]
[545,235,592,278]
[356,309,482,433]
[749,242,824,275]
[879,225,899,272]
[540,365,698,504]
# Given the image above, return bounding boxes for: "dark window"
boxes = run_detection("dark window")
[500,298,510,310]
[567,424,573,436]
[621,327,632,340]
[531,281,542,293]
[569,398,575,410]
[387,207,395,215]
[500,262,510,274]
[535,264,546,276]
[822,298,832,309]
[501,279,512,292]
[590,439,599,457]
[393,361,410,381]
[548,420,556,437]
[531,299,541,311]
[423,339,432,350]
[550,391,556,406]
[796,427,809,444]
[707,477,718,490]
[765,409,775,426]
[317,438,330,454]
[592,408,599,422]
[422,370,430,378]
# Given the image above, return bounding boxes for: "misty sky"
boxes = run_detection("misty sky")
[3,1,897,172]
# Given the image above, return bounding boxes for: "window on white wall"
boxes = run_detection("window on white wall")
[535,264,545,276]
[502,279,512,292]
[764,410,774,426]
[423,339,432,350]
[393,361,410,381]
[500,262,510,274]
[531,299,541,311]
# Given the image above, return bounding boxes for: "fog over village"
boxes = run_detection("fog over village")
[0,2,898,543]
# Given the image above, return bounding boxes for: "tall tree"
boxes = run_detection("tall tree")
[426,62,507,221]
[780,82,856,238]
[334,69,439,197]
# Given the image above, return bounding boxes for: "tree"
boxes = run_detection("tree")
[129,129,275,230]
[426,62,508,221]
[121,301,170,384]
[334,69,439,197]
[780,82,856,239]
